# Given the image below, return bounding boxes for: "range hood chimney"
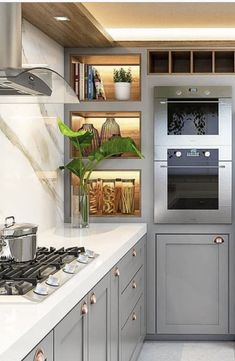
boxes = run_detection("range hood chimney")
[0,3,78,104]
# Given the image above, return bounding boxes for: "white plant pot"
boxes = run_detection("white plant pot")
[114,82,131,100]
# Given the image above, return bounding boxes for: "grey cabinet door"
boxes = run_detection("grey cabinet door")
[110,266,120,361]
[23,331,53,361]
[88,272,111,361]
[54,297,88,361]
[157,234,228,334]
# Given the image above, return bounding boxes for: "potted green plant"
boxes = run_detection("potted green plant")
[113,67,132,100]
[57,117,143,228]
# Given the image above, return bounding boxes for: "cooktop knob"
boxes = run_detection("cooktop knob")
[63,263,77,274]
[33,284,48,296]
[46,275,59,287]
[204,151,210,157]
[77,254,89,264]
[175,151,182,158]
[176,90,182,96]
[204,90,211,96]
[85,249,95,258]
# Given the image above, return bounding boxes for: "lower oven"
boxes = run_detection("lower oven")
[154,147,232,224]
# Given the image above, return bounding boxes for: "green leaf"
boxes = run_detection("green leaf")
[57,117,86,138]
[88,137,144,161]
[70,132,94,150]
[64,158,85,179]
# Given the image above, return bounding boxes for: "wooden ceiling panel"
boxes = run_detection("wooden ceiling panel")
[22,3,114,48]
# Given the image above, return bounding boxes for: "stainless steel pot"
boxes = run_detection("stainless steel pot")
[0,216,38,262]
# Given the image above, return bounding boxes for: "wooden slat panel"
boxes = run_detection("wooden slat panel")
[22,3,114,48]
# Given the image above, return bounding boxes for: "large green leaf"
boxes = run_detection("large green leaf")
[57,117,83,138]
[64,158,85,179]
[70,133,94,150]
[88,137,144,161]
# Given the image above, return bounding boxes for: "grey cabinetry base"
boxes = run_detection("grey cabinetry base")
[156,234,228,334]
[54,297,88,361]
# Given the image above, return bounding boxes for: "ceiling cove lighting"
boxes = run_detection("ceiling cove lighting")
[54,16,70,21]
[106,28,235,41]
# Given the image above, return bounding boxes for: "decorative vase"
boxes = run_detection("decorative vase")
[71,185,89,228]
[114,82,131,100]
[100,118,121,144]
[78,123,100,157]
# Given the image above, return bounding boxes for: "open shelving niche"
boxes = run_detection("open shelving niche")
[148,49,235,74]
[70,111,141,159]
[71,170,141,217]
[70,53,141,101]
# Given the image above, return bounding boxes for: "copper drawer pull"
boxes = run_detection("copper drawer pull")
[132,281,137,289]
[81,302,88,315]
[132,249,137,257]
[214,236,224,244]
[90,293,97,305]
[114,267,120,277]
[132,312,137,321]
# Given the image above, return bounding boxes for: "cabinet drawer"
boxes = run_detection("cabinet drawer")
[121,295,144,361]
[120,266,144,327]
[119,236,145,293]
[23,331,53,361]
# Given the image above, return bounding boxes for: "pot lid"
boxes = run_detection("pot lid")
[0,216,38,238]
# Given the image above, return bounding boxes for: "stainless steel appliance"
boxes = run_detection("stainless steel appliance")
[154,86,232,151]
[154,147,232,223]
[0,216,38,262]
[0,246,98,302]
[154,86,232,224]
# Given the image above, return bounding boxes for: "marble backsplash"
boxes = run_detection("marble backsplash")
[0,20,65,231]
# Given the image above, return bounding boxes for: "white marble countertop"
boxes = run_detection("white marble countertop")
[0,223,147,361]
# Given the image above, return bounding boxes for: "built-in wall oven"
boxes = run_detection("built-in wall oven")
[154,86,232,224]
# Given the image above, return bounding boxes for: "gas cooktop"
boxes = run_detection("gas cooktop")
[0,246,98,302]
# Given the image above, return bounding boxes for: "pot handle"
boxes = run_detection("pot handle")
[4,216,15,228]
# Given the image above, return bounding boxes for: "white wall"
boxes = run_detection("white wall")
[0,20,64,231]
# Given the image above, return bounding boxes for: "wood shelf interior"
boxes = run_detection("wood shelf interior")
[149,51,169,73]
[71,54,140,101]
[214,51,234,73]
[70,111,141,158]
[71,170,141,217]
[171,51,191,73]
[193,51,213,73]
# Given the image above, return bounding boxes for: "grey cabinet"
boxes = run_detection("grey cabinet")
[111,235,146,361]
[157,234,228,334]
[88,273,111,361]
[23,331,53,361]
[54,297,88,361]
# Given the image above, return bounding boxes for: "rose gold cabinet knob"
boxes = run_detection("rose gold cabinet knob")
[132,249,137,257]
[114,267,120,277]
[90,293,97,305]
[132,313,137,321]
[132,281,137,289]
[81,302,88,315]
[214,236,224,244]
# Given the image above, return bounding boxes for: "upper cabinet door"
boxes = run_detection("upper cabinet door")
[23,331,53,361]
[157,234,228,334]
[88,273,111,361]
[54,297,88,361]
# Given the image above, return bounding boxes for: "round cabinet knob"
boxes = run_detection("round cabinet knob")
[132,313,137,321]
[204,89,211,96]
[132,281,137,289]
[34,348,45,361]
[175,151,182,158]
[81,302,88,315]
[90,293,97,305]
[132,249,137,257]
[214,236,224,244]
[114,267,120,277]
[176,90,182,96]
[204,151,210,157]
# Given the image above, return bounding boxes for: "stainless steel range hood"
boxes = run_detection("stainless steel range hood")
[0,3,78,104]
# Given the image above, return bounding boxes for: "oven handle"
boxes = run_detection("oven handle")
[160,100,225,104]
[160,165,226,169]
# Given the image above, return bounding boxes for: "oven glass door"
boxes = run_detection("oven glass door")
[167,149,219,210]
[167,99,218,135]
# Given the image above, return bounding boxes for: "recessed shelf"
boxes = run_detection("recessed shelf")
[71,54,141,101]
[171,51,191,73]
[70,111,141,159]
[149,51,169,74]
[71,171,141,217]
[215,51,234,73]
[193,51,212,73]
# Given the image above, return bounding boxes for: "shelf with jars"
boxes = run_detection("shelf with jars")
[71,171,141,217]
[70,111,141,159]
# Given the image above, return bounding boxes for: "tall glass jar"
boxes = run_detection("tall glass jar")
[115,178,122,213]
[121,179,135,214]
[102,179,116,215]
[88,179,98,215]
[71,185,89,228]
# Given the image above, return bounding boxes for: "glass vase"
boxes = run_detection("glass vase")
[71,186,89,228]
[100,118,121,144]
[78,123,100,157]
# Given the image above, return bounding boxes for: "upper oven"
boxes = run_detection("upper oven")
[154,86,232,151]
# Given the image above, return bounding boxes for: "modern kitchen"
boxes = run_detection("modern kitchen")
[0,1,235,361]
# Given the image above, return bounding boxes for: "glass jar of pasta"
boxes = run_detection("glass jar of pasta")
[121,179,135,214]
[102,179,116,215]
